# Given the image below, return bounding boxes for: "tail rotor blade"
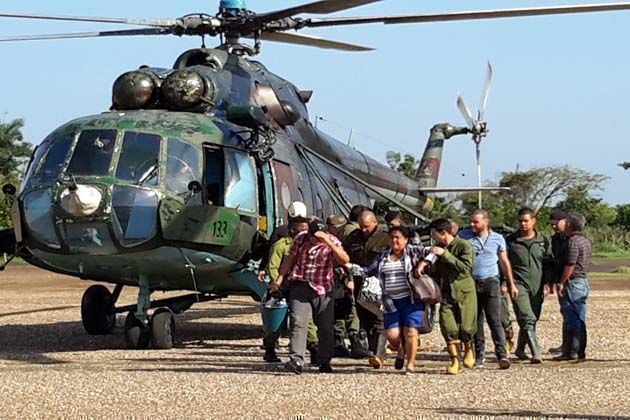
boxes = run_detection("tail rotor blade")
[456,95,475,129]
[478,61,493,122]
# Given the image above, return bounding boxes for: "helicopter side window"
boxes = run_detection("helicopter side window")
[26,133,73,188]
[67,130,117,176]
[115,132,161,185]
[224,149,257,214]
[204,147,224,206]
[165,138,201,196]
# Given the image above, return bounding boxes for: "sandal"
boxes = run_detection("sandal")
[394,357,405,370]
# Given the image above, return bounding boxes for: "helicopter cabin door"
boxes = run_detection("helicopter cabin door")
[271,160,297,227]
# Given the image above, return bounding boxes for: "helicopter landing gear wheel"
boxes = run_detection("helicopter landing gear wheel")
[81,285,115,335]
[151,308,175,350]
[124,312,151,349]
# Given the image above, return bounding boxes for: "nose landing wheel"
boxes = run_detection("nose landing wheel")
[81,285,117,335]
[151,308,175,350]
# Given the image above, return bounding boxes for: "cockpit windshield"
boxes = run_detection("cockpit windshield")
[67,130,116,176]
[23,133,73,190]
[115,132,161,185]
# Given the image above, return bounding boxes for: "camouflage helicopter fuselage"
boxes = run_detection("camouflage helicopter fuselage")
[14,48,434,303]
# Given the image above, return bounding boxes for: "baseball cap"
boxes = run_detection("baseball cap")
[326,214,347,228]
[549,208,569,224]
[288,201,307,219]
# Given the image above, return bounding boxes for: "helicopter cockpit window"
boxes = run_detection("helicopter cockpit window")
[26,133,73,188]
[67,130,117,176]
[115,132,161,185]
[224,149,257,214]
[165,138,201,196]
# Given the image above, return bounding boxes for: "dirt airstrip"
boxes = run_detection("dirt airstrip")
[1,265,629,419]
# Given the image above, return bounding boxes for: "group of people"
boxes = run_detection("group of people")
[257,202,591,375]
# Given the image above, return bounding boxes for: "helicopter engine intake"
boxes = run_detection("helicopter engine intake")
[112,70,161,110]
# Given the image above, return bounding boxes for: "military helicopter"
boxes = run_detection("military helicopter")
[2,0,630,350]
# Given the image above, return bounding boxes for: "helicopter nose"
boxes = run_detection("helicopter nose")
[59,184,102,217]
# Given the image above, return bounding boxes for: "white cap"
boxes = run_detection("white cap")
[288,201,307,219]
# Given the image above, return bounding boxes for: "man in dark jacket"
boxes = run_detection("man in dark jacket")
[343,209,389,364]
[545,208,569,354]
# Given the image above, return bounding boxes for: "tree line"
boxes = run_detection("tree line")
[387,151,630,254]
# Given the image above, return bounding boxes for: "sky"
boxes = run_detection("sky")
[1,0,629,204]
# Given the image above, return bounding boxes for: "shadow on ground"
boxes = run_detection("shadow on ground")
[426,407,630,419]
[0,303,264,364]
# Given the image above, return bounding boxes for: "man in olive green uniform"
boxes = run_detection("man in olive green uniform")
[426,218,477,375]
[500,292,515,354]
[262,219,318,364]
[326,214,366,358]
[506,208,553,364]
[343,209,389,360]
[339,204,366,241]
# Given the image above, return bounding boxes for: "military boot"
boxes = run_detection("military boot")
[446,341,461,375]
[514,329,529,361]
[307,344,319,367]
[264,348,281,363]
[349,332,371,359]
[526,330,542,364]
[463,341,475,369]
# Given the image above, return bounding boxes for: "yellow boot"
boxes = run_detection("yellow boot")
[446,341,461,375]
[463,341,475,369]
[505,338,515,355]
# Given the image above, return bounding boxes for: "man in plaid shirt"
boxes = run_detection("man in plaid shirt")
[271,219,350,374]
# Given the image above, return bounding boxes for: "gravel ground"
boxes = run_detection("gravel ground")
[1,265,630,419]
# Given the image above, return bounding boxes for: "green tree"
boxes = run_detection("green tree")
[0,118,33,227]
[0,118,32,177]
[615,204,630,230]
[499,166,608,213]
[554,186,617,227]
[385,151,419,178]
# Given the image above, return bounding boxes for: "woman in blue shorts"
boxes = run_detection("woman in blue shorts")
[357,226,433,374]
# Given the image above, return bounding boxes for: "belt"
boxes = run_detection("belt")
[473,276,499,282]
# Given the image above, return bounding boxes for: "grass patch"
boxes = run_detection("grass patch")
[592,250,630,259]
[589,271,630,279]
[611,266,630,274]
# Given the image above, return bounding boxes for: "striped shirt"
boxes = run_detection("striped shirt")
[289,231,341,295]
[381,256,410,300]
[566,233,591,279]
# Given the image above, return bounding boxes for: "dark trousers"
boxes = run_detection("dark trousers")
[474,277,507,360]
[288,281,334,365]
[354,276,384,354]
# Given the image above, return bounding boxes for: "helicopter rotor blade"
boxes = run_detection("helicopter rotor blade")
[256,0,382,22]
[305,2,630,28]
[456,95,475,130]
[249,32,373,52]
[0,28,173,43]
[0,12,178,27]
[478,61,493,122]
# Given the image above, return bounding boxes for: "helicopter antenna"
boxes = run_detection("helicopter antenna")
[456,62,493,209]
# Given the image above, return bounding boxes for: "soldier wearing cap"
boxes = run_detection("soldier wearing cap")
[327,214,369,358]
[545,208,570,355]
[257,201,318,364]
